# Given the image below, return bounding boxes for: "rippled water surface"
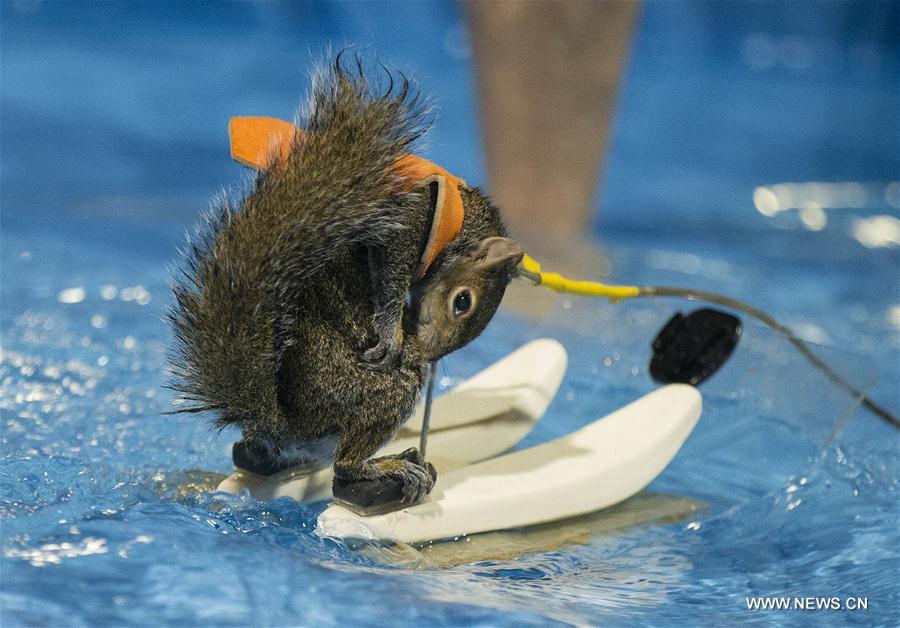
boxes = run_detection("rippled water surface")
[2,227,897,626]
[2,1,898,626]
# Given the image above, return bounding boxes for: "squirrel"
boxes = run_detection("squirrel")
[168,56,523,503]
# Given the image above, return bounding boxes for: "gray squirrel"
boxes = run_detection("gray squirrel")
[168,56,523,502]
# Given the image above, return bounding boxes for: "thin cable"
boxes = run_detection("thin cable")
[516,257,899,428]
[420,360,438,459]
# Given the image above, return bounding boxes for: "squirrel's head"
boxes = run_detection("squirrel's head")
[410,236,524,361]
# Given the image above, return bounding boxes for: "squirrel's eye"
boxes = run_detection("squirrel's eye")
[452,289,473,317]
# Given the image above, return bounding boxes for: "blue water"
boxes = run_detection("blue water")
[2,1,898,625]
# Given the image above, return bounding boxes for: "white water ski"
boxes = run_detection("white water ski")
[316,384,702,543]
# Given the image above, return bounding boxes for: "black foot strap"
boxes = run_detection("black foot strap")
[332,462,437,517]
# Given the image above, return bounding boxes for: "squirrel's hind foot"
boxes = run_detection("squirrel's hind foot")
[335,448,437,504]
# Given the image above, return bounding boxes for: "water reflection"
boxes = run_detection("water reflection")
[753,180,900,244]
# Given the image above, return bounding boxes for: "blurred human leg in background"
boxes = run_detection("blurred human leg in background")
[466,0,639,285]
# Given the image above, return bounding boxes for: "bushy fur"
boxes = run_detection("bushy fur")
[168,55,520,498]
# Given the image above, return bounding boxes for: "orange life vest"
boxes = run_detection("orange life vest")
[228,116,465,280]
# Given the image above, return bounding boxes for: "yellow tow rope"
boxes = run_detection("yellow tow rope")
[518,255,640,302]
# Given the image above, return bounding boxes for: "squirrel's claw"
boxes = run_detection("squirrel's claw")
[383,448,436,502]
[396,459,437,503]
[359,327,404,371]
[394,447,425,465]
[358,343,400,371]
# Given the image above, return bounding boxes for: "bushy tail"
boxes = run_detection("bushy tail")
[168,203,278,427]
[167,54,430,429]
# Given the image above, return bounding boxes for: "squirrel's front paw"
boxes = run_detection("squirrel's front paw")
[359,326,404,371]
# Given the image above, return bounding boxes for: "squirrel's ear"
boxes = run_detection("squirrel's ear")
[470,237,525,269]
